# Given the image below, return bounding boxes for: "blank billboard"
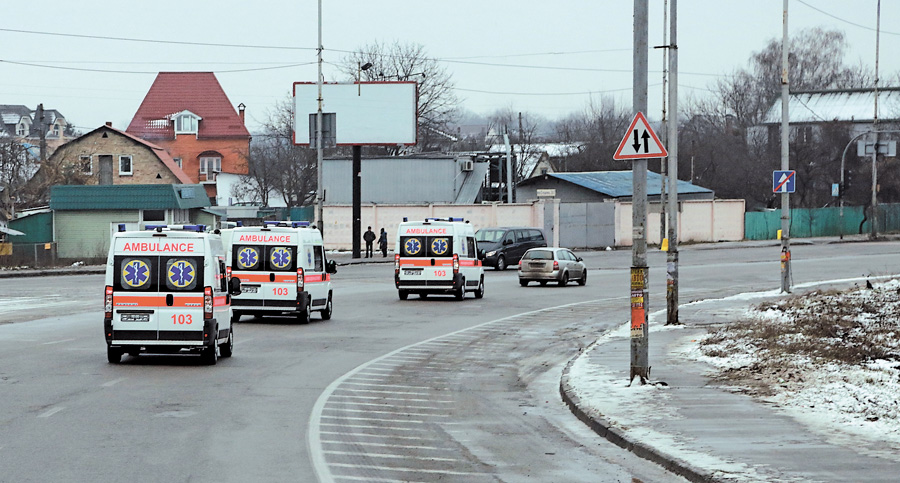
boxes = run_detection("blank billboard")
[293,81,418,146]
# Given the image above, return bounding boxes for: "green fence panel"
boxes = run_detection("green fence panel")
[744,204,898,240]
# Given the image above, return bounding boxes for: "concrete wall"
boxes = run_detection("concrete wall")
[615,199,745,246]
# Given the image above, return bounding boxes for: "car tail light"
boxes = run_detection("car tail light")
[204,286,213,319]
[226,266,232,281]
[553,260,559,271]
[394,254,400,274]
[104,286,113,318]
[297,267,305,290]
[453,254,459,274]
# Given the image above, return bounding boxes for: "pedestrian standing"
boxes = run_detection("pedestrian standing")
[378,228,388,257]
[363,226,376,258]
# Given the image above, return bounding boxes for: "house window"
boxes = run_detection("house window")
[17,123,27,136]
[174,113,199,134]
[119,155,133,176]
[53,124,60,137]
[199,156,221,174]
[79,155,92,175]
[173,158,182,168]
[142,210,166,222]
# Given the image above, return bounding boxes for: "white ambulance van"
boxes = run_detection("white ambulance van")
[394,217,485,300]
[103,224,241,365]
[223,221,337,323]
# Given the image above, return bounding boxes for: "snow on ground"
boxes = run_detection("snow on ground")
[691,279,900,451]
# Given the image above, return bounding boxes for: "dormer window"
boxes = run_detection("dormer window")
[173,110,201,135]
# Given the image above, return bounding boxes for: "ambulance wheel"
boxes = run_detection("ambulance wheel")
[220,329,234,358]
[298,301,311,324]
[398,290,409,300]
[519,280,529,287]
[455,279,466,301]
[202,337,219,365]
[107,346,122,364]
[496,256,507,271]
[475,277,485,298]
[321,294,333,320]
[419,293,428,299]
[231,311,243,323]
[539,281,548,286]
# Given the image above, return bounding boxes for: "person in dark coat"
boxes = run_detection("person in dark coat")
[378,228,388,257]
[363,226,376,258]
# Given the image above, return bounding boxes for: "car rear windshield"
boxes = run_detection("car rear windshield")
[475,229,504,243]
[523,250,554,260]
[400,236,453,257]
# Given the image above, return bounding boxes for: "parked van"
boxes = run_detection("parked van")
[394,217,484,300]
[103,224,241,365]
[222,221,336,323]
[475,227,547,270]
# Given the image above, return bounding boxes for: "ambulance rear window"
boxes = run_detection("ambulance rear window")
[233,245,262,271]
[113,255,204,292]
[265,246,296,272]
[400,236,453,258]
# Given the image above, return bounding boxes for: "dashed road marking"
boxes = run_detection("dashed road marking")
[101,377,127,387]
[321,440,451,451]
[324,450,464,463]
[328,463,483,476]
[42,338,76,345]
[37,407,65,418]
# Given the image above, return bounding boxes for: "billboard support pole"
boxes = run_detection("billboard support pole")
[352,146,362,259]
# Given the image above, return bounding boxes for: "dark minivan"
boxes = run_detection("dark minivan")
[475,227,547,270]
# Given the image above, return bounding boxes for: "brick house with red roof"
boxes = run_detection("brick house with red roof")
[126,72,251,204]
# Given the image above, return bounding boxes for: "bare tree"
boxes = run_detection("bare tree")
[0,138,37,220]
[552,96,632,172]
[484,107,549,180]
[339,41,459,152]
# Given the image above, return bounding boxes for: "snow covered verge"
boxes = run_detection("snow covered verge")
[691,279,900,448]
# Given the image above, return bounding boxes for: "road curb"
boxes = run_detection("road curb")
[0,267,106,279]
[559,344,718,483]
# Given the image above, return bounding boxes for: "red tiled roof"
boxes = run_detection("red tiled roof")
[126,72,250,140]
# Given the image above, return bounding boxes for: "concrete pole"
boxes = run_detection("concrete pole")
[659,0,668,246]
[315,0,325,236]
[780,0,792,293]
[666,0,680,326]
[871,0,881,239]
[630,0,650,385]
[504,133,513,203]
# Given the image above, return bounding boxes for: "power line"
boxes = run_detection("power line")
[796,0,900,36]
[0,27,316,50]
[0,59,317,75]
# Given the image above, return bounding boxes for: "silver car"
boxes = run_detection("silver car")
[518,247,587,287]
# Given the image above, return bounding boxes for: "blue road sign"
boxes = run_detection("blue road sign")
[773,170,796,193]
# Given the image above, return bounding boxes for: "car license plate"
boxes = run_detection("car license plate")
[403,270,421,275]
[241,286,258,293]
[121,313,149,322]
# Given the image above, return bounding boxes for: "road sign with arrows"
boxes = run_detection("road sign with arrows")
[773,170,796,193]
[613,111,668,160]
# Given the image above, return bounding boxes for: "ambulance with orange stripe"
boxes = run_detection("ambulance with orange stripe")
[223,221,337,323]
[103,224,241,365]
[394,217,485,300]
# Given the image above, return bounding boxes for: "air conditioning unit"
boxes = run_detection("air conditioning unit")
[461,159,474,172]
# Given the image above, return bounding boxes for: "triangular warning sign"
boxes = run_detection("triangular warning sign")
[613,112,668,160]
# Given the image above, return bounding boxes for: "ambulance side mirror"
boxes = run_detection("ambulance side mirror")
[326,260,337,275]
[478,249,486,259]
[229,277,242,296]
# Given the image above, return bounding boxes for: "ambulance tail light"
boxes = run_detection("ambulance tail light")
[394,254,400,274]
[297,267,305,291]
[204,286,214,319]
[225,266,232,281]
[104,286,113,318]
[553,260,559,271]
[453,254,459,274]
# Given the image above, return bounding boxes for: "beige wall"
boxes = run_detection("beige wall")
[52,130,182,185]
[615,199,745,246]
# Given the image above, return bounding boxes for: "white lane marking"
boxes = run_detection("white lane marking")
[321,440,451,451]
[323,450,463,463]
[329,394,452,404]
[320,431,441,442]
[233,338,254,346]
[310,297,622,483]
[37,407,65,418]
[319,423,429,433]
[341,382,432,390]
[333,388,432,396]
[323,408,449,418]
[42,338,76,345]
[335,476,427,483]
[327,401,448,411]
[328,463,483,476]
[101,377,127,387]
[321,415,426,424]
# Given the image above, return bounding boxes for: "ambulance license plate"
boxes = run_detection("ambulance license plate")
[403,269,422,275]
[121,314,149,322]
[241,286,258,294]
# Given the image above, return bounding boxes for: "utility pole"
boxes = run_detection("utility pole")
[315,0,325,236]
[37,104,47,163]
[630,0,650,385]
[659,0,668,246]
[780,0,792,293]
[871,0,881,239]
[666,0,680,326]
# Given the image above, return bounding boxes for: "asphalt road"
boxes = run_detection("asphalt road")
[1,240,899,482]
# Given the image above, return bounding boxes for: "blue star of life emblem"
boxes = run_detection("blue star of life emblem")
[123,259,150,288]
[405,238,421,255]
[168,260,196,288]
[271,247,291,269]
[431,238,448,255]
[239,247,258,268]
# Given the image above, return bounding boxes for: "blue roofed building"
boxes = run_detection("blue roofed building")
[516,171,714,203]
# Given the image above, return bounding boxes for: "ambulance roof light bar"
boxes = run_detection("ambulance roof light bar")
[263,221,312,228]
[423,217,466,223]
[143,224,207,232]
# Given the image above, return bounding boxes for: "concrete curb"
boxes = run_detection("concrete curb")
[559,345,718,483]
[0,267,106,279]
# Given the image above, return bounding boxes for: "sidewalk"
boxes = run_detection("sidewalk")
[561,298,900,482]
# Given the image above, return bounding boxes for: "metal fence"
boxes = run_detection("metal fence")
[745,204,900,240]
[0,242,58,268]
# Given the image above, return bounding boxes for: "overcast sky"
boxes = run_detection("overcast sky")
[1,1,897,134]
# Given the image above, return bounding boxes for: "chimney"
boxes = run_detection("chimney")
[106,122,112,127]
[238,103,246,125]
